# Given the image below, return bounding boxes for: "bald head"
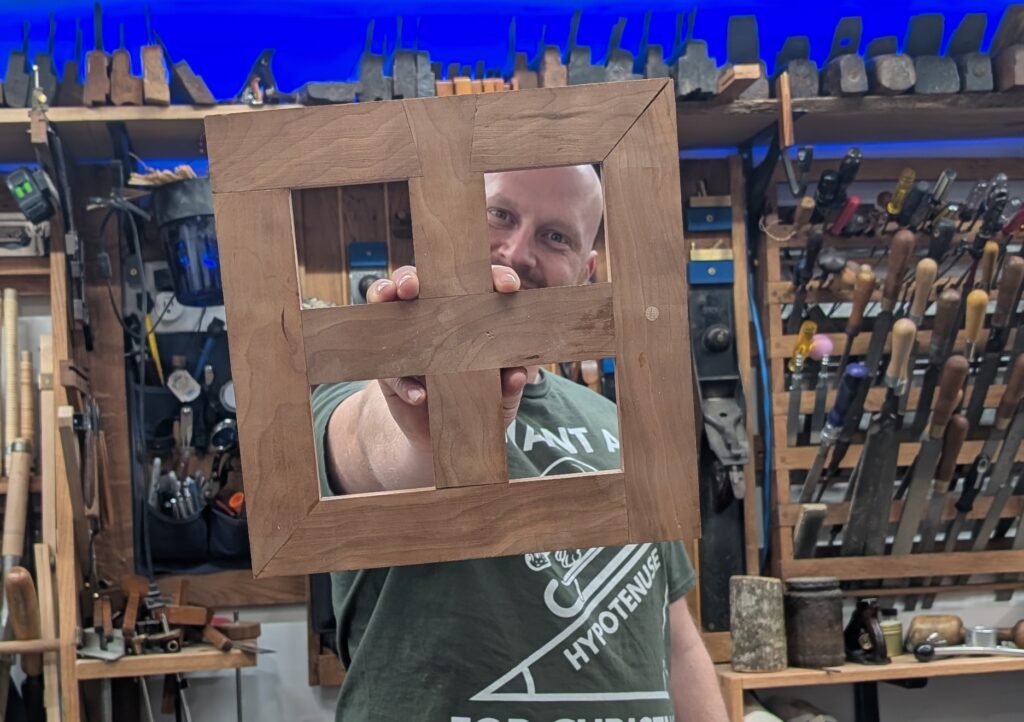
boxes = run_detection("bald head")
[484,165,604,289]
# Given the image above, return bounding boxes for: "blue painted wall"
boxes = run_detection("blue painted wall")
[0,2,1015,102]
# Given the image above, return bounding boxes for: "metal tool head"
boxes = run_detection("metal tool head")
[827,17,863,61]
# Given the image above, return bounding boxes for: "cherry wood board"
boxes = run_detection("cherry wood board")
[205,79,699,575]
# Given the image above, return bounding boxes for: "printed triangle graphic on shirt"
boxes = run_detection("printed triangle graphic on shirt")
[470,543,672,703]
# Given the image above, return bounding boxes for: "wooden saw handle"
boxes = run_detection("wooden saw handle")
[5,566,42,677]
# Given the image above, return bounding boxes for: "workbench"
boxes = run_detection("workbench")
[717,655,1024,721]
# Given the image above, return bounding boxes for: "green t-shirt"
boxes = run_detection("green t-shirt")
[312,371,696,722]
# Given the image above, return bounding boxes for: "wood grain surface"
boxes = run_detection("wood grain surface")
[301,283,615,384]
[471,80,665,172]
[603,81,698,541]
[212,189,319,574]
[206,102,422,193]
[260,472,628,575]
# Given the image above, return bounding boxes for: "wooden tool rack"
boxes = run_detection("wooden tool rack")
[758,155,1024,597]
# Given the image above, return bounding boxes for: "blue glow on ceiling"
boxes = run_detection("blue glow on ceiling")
[0,2,1016,102]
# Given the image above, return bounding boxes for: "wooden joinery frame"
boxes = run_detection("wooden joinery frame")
[205,79,698,577]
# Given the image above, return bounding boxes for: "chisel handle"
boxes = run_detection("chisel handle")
[930,288,961,358]
[201,624,233,652]
[978,241,1000,290]
[993,256,1024,328]
[996,355,1024,430]
[885,318,917,391]
[845,265,876,336]
[788,320,818,372]
[887,168,916,217]
[2,441,31,559]
[829,195,860,236]
[928,219,955,261]
[929,355,969,438]
[5,566,42,677]
[936,415,968,490]
[964,289,989,355]
[18,350,33,448]
[828,362,869,429]
[882,230,916,309]
[898,180,931,227]
[793,195,815,230]
[909,258,938,323]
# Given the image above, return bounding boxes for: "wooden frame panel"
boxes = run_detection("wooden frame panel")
[206,79,698,576]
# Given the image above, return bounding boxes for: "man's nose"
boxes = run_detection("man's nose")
[492,228,536,269]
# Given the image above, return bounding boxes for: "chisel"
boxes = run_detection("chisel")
[808,335,834,444]
[787,320,818,446]
[929,169,958,213]
[965,256,1024,428]
[908,288,963,437]
[904,414,968,609]
[862,230,916,380]
[800,363,869,503]
[880,355,969,601]
[928,218,956,262]
[834,265,876,383]
[953,408,1024,586]
[963,288,990,366]
[834,147,864,203]
[898,181,932,228]
[785,228,824,334]
[840,318,917,557]
[976,240,1000,291]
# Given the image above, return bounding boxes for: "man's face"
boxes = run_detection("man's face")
[484,166,603,290]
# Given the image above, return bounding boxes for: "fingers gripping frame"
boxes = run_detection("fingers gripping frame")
[206,79,699,577]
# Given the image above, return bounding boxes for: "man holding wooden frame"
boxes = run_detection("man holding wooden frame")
[314,164,726,722]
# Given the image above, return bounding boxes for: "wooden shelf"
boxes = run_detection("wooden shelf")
[0,256,49,295]
[0,91,1020,163]
[75,642,256,680]
[678,92,1024,148]
[718,655,1024,721]
[0,105,293,163]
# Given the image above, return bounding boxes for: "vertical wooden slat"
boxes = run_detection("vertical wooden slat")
[603,84,699,541]
[214,189,320,573]
[729,156,762,575]
[294,187,347,306]
[406,94,507,489]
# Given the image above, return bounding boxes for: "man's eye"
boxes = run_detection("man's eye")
[488,208,511,222]
[547,231,569,245]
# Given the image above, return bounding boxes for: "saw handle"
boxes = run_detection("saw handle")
[885,318,917,390]
[2,442,31,559]
[964,290,989,351]
[5,566,42,677]
[997,355,1024,429]
[936,415,968,487]
[930,355,970,437]
[846,265,876,336]
[977,241,1000,290]
[909,258,938,322]
[882,230,915,309]
[993,256,1024,328]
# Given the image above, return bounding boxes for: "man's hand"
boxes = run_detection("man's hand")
[367,264,529,451]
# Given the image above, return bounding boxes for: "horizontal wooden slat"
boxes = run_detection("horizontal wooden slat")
[262,471,630,575]
[780,549,1024,580]
[717,654,1024,690]
[775,428,1024,470]
[777,495,1024,527]
[302,283,616,384]
[206,102,422,192]
[772,382,1006,417]
[471,79,666,172]
[76,644,254,680]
